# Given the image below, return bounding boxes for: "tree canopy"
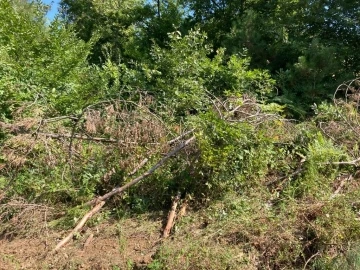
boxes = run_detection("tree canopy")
[57,0,360,115]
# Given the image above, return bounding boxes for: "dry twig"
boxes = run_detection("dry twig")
[83,233,94,250]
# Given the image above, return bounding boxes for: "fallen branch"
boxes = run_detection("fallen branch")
[42,115,79,124]
[37,131,194,146]
[163,192,181,238]
[128,158,149,176]
[83,233,94,250]
[52,134,195,253]
[318,122,336,141]
[302,251,321,270]
[52,201,105,253]
[37,132,158,145]
[86,136,195,206]
[321,157,360,166]
[127,130,195,176]
[178,198,188,219]
[330,174,353,199]
[168,129,195,145]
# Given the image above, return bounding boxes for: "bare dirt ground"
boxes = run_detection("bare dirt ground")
[0,213,164,270]
[0,197,260,270]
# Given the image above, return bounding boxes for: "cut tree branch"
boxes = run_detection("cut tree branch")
[37,132,156,145]
[42,115,79,124]
[321,157,360,166]
[52,134,195,253]
[330,174,353,199]
[168,129,195,145]
[163,191,181,238]
[52,201,105,253]
[37,131,189,146]
[86,136,196,206]
[128,158,149,176]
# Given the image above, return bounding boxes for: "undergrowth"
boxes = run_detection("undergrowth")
[1,3,360,266]
[2,92,360,268]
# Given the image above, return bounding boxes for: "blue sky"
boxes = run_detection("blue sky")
[42,0,60,20]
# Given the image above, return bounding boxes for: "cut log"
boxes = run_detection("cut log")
[163,192,181,238]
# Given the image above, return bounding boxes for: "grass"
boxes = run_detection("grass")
[1,189,360,269]
[0,254,20,269]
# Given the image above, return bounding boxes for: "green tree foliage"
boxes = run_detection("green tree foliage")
[140,30,274,117]
[60,0,186,64]
[182,0,360,112]
[60,0,149,63]
[61,0,360,112]
[0,0,104,117]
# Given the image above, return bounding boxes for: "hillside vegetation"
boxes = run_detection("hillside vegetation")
[1,0,360,269]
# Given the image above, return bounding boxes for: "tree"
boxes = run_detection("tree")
[137,29,275,118]
[0,0,106,117]
[181,0,360,113]
[60,0,154,64]
[60,0,188,65]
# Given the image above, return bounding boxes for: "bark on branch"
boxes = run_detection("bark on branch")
[163,192,181,238]
[37,132,146,144]
[86,136,195,206]
[51,201,105,253]
[322,157,360,166]
[168,129,195,145]
[330,174,353,199]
